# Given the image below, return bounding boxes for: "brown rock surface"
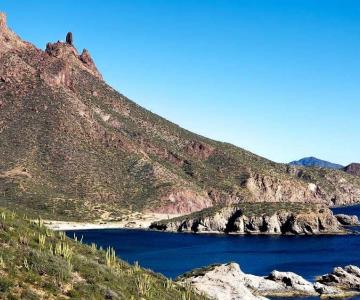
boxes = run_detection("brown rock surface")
[343,163,360,177]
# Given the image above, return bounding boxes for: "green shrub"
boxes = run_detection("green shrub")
[0,277,13,292]
[27,249,71,282]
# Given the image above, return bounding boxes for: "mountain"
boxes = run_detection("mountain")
[1,12,360,221]
[289,157,344,170]
[343,163,360,177]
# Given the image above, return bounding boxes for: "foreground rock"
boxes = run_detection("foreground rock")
[178,263,360,299]
[178,263,265,300]
[335,214,360,226]
[177,263,317,300]
[150,203,346,235]
[317,265,360,296]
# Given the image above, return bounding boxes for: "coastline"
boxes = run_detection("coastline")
[44,203,360,233]
[44,220,358,236]
[44,212,183,231]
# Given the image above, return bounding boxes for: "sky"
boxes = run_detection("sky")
[2,0,359,165]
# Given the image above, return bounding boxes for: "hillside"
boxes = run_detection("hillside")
[1,12,360,221]
[0,208,205,299]
[343,163,360,177]
[289,157,344,170]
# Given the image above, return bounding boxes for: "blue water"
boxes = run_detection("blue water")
[67,205,360,298]
[332,204,360,217]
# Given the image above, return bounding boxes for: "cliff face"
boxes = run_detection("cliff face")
[1,12,360,221]
[150,203,344,235]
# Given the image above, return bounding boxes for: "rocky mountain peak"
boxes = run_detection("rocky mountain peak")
[0,12,7,32]
[45,32,102,80]
[66,32,73,46]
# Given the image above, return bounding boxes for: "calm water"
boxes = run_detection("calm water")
[67,205,360,298]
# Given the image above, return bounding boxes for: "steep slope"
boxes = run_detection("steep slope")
[289,157,344,170]
[343,163,360,177]
[0,208,204,299]
[1,13,360,221]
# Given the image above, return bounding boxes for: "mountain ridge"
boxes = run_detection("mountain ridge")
[343,163,360,177]
[289,157,344,170]
[1,12,360,221]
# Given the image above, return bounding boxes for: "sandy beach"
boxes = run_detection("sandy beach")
[44,212,182,231]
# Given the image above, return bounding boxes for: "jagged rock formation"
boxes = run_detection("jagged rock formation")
[335,214,359,226]
[1,12,360,220]
[343,163,360,177]
[66,32,73,45]
[177,263,317,300]
[150,203,345,235]
[316,265,360,297]
[178,263,360,300]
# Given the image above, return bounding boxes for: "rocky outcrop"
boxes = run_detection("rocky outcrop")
[265,270,317,296]
[178,263,265,300]
[335,214,359,226]
[150,203,345,235]
[313,282,343,296]
[317,265,360,290]
[66,32,73,45]
[343,163,360,177]
[45,34,102,80]
[177,263,317,300]
[179,263,360,299]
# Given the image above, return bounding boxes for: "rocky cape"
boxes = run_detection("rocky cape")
[178,263,360,300]
[150,203,352,235]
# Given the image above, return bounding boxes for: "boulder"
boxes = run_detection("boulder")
[265,270,317,296]
[317,265,360,290]
[313,282,342,296]
[177,263,266,300]
[335,214,359,226]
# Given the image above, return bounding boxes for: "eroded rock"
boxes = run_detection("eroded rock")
[150,203,345,235]
[317,265,360,290]
[177,263,267,300]
[335,214,359,226]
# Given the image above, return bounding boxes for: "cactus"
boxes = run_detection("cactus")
[135,273,152,297]
[0,256,5,268]
[23,258,29,271]
[38,233,46,249]
[105,246,117,268]
[59,231,66,241]
[37,217,43,228]
[54,242,73,263]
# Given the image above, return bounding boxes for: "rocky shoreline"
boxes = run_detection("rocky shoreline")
[178,263,360,299]
[150,203,359,235]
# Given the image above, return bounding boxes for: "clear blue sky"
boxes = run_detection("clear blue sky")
[2,0,359,165]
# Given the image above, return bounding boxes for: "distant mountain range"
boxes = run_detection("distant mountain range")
[289,158,360,178]
[289,157,344,170]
